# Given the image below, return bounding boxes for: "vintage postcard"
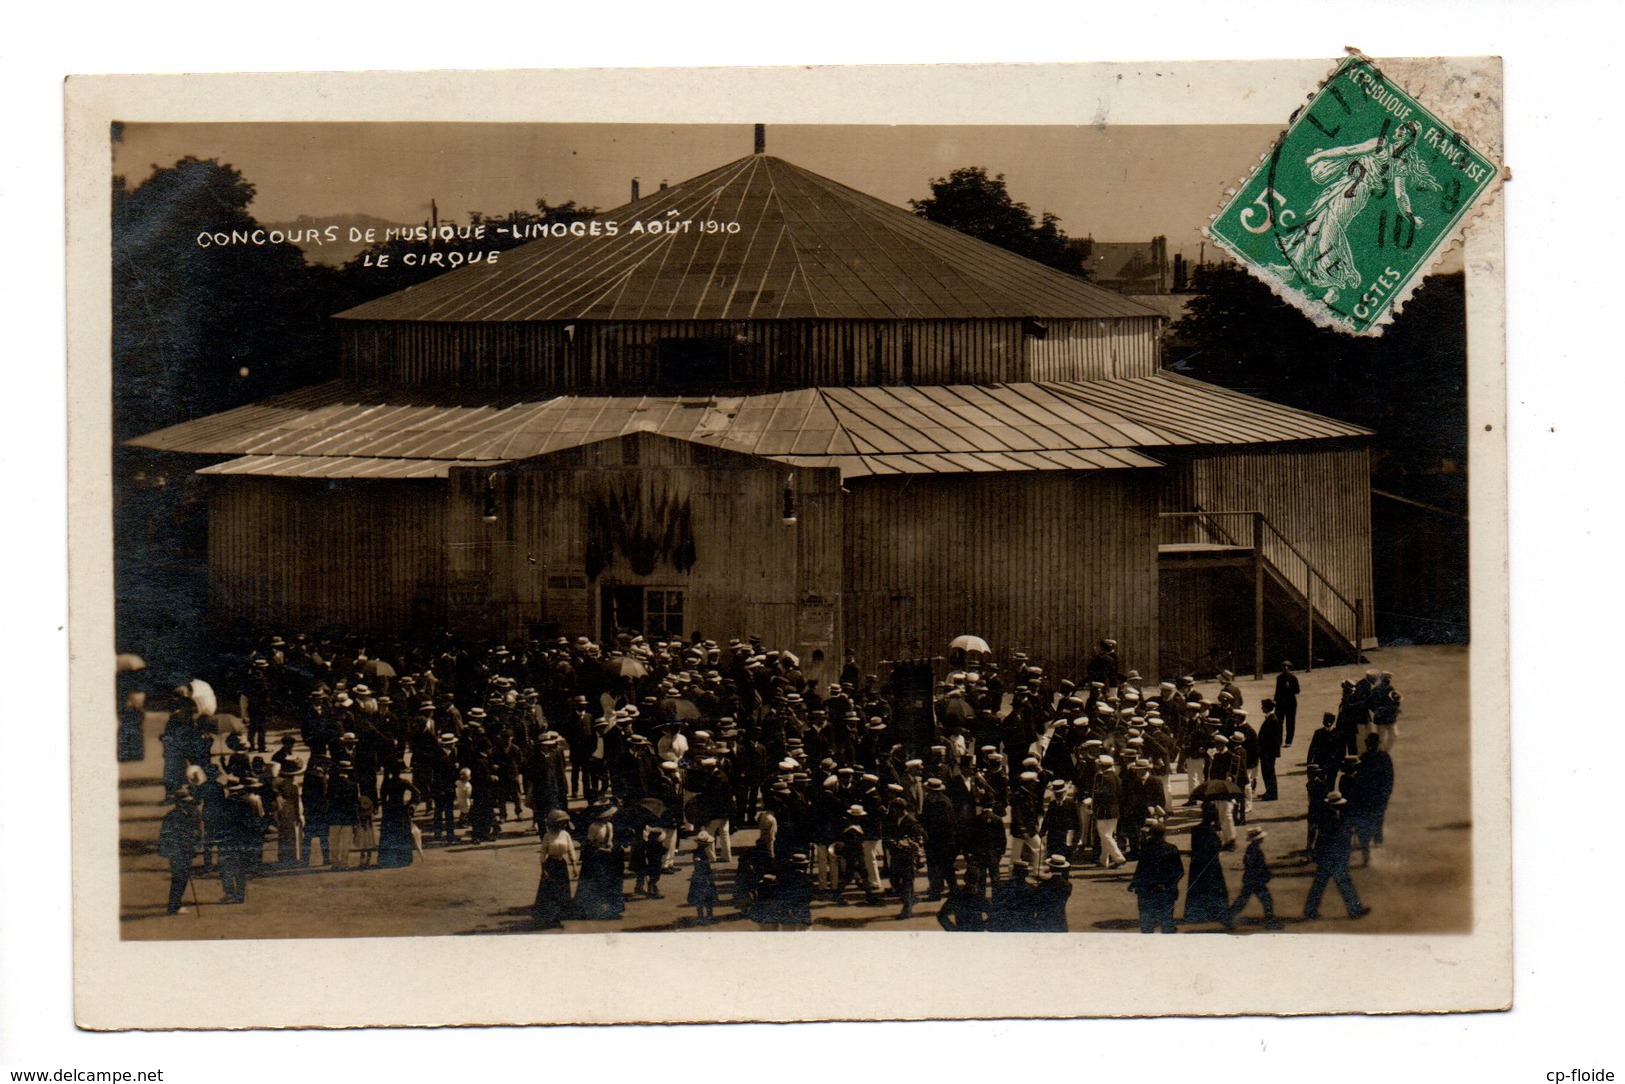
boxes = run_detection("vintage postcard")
[65,58,1508,1027]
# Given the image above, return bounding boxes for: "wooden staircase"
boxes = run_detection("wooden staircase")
[1157,510,1367,677]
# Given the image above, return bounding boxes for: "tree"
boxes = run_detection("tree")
[1171,264,1469,644]
[910,167,1090,277]
[113,156,336,442]
[113,157,342,668]
[1170,263,1467,474]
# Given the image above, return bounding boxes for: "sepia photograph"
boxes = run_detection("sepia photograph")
[65,57,1509,1026]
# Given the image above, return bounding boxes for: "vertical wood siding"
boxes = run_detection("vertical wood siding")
[444,434,845,685]
[207,477,446,635]
[341,316,1160,390]
[1024,317,1163,381]
[1158,443,1374,646]
[842,471,1160,678]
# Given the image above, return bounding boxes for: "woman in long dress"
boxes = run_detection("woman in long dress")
[532,810,579,930]
[571,803,625,920]
[1182,804,1235,928]
[376,766,418,869]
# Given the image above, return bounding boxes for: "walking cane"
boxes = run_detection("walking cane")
[188,860,203,917]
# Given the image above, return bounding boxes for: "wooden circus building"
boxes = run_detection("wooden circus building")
[132,135,1377,684]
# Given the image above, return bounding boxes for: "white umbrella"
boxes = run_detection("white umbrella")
[188,678,218,718]
[950,635,991,655]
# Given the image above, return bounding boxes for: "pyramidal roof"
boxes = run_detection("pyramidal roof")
[337,154,1163,323]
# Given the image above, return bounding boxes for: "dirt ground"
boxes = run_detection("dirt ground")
[118,643,1471,940]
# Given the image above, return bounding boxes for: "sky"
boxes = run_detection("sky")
[113,121,1283,262]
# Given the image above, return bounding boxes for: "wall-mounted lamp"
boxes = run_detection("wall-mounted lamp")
[781,474,797,526]
[482,472,500,524]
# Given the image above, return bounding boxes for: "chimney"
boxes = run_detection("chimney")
[754,123,766,155]
[659,179,668,191]
[630,177,640,203]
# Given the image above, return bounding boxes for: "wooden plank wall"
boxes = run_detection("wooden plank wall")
[1025,317,1162,381]
[207,477,447,635]
[342,316,1162,391]
[1158,565,1252,678]
[445,435,845,684]
[842,471,1160,679]
[1159,443,1375,646]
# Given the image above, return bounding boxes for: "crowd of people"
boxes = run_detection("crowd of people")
[143,631,1402,932]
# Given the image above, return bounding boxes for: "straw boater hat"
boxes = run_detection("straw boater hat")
[1046,854,1071,871]
[846,804,868,818]
[1247,826,1268,840]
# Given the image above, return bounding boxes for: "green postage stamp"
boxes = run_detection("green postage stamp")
[1207,52,1500,335]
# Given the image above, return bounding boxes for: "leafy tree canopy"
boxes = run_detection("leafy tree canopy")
[910,167,1090,277]
[1171,263,1467,508]
[113,157,334,440]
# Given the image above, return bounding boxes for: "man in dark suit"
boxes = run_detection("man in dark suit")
[1090,755,1126,868]
[987,861,1036,931]
[1128,820,1183,933]
[1303,794,1370,920]
[1351,733,1396,862]
[158,789,202,914]
[1228,826,1284,929]
[1256,698,1284,801]
[1273,663,1301,747]
[1308,712,1344,782]
[919,778,959,900]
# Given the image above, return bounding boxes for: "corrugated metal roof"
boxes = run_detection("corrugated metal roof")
[132,375,1367,482]
[1047,372,1372,445]
[196,455,510,479]
[335,155,1163,323]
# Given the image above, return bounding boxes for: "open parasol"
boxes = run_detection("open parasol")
[188,679,218,718]
[360,658,397,679]
[949,635,991,655]
[604,655,649,681]
[1189,779,1244,802]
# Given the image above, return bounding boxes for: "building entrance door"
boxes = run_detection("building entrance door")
[601,584,644,643]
